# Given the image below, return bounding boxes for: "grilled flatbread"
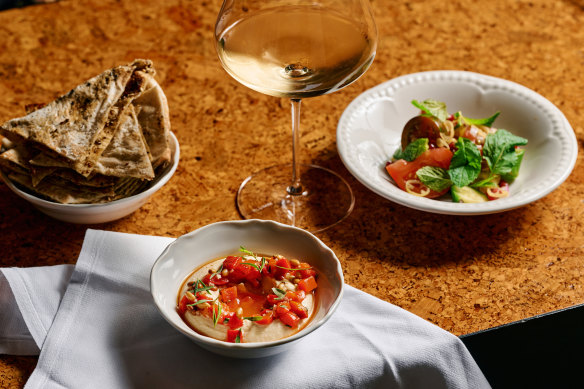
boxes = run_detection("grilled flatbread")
[7,172,115,204]
[93,105,154,180]
[0,60,154,177]
[132,74,171,168]
[0,59,172,205]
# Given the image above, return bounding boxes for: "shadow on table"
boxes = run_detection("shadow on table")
[316,155,532,267]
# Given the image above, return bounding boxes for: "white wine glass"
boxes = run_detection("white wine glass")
[215,0,377,233]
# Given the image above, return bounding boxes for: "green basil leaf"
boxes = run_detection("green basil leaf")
[393,138,429,162]
[416,166,452,192]
[462,111,500,127]
[483,129,528,175]
[411,99,448,122]
[448,137,482,187]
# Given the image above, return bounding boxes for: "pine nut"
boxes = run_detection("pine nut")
[198,302,210,310]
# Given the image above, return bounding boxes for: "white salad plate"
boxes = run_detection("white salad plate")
[337,70,578,215]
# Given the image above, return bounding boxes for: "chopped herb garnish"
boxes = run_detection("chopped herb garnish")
[212,301,222,327]
[241,262,262,272]
[272,287,286,300]
[243,316,263,321]
[240,246,267,273]
[239,246,255,257]
[189,279,214,294]
[235,331,241,343]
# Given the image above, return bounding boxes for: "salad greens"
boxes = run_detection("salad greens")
[387,99,527,202]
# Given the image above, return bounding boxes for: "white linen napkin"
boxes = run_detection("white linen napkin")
[0,229,490,389]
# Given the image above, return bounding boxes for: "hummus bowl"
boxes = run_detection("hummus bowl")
[150,219,344,358]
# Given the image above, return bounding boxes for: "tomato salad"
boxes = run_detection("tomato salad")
[386,99,527,202]
[177,247,318,343]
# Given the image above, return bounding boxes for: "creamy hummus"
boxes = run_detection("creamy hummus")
[178,254,317,343]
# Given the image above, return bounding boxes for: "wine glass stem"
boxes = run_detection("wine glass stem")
[287,98,303,196]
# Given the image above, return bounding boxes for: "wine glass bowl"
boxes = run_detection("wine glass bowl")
[215,0,377,232]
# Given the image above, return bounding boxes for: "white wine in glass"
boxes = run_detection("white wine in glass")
[215,0,377,233]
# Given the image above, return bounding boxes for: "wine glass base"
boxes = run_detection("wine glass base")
[236,164,355,233]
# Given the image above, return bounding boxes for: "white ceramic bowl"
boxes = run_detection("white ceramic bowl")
[0,132,180,224]
[337,70,578,215]
[150,219,344,359]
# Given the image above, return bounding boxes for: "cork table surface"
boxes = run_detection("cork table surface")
[1,0,583,386]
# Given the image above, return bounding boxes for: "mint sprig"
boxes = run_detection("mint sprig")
[416,166,452,192]
[447,137,482,187]
[482,129,528,176]
[393,138,429,162]
[412,99,448,122]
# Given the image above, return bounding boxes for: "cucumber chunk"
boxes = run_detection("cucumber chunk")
[451,186,488,203]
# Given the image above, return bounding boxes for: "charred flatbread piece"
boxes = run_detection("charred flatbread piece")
[94,105,154,180]
[0,59,172,205]
[132,74,171,168]
[0,60,154,177]
[7,171,115,204]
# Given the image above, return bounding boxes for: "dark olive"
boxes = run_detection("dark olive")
[401,115,441,149]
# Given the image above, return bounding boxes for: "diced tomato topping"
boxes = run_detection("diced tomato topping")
[227,329,242,343]
[274,301,291,317]
[275,258,291,280]
[298,276,317,293]
[294,289,306,302]
[212,275,230,286]
[220,286,238,303]
[279,311,300,328]
[178,295,188,315]
[228,263,251,283]
[202,273,212,285]
[290,300,308,319]
[228,313,244,329]
[223,256,242,270]
[255,309,274,325]
[202,272,229,286]
[244,266,261,287]
[267,293,281,305]
[297,263,316,279]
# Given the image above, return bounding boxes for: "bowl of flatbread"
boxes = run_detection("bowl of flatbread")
[0,59,180,224]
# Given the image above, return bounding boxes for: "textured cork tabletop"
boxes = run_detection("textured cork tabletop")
[1,0,583,386]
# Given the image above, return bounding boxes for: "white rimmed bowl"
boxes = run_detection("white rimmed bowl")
[337,70,578,215]
[150,219,344,359]
[0,132,180,224]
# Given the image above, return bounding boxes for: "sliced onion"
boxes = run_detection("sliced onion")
[405,179,431,197]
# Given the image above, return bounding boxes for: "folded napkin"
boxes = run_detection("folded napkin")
[1,229,490,389]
